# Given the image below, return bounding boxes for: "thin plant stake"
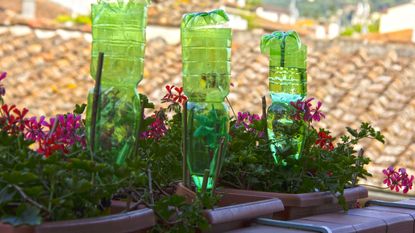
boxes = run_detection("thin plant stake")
[134,101,146,158]
[212,137,226,193]
[262,96,268,140]
[182,101,191,188]
[226,96,237,119]
[90,52,105,158]
[201,169,210,194]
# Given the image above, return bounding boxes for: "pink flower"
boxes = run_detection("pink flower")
[0,72,6,81]
[236,112,260,130]
[1,103,85,157]
[235,112,263,137]
[383,166,414,193]
[0,72,6,97]
[140,115,167,141]
[290,98,325,122]
[24,116,46,141]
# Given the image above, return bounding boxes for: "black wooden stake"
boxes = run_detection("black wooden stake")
[182,101,190,188]
[262,96,268,140]
[90,52,105,158]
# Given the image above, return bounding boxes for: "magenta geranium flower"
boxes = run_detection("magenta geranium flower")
[140,115,167,141]
[0,72,7,97]
[234,111,263,137]
[383,166,414,193]
[290,98,325,122]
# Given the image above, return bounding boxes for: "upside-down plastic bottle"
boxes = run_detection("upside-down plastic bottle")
[86,0,149,164]
[181,9,231,191]
[260,31,307,164]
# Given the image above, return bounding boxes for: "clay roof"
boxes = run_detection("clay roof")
[0,0,70,20]
[1,18,415,191]
[148,0,225,27]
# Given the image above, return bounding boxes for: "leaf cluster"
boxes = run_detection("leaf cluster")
[222,112,384,210]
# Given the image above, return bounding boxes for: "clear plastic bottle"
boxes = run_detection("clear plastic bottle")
[181,9,231,190]
[86,0,149,164]
[261,31,307,164]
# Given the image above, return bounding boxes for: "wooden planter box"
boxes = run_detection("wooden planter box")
[0,202,155,233]
[217,186,368,220]
[175,183,285,232]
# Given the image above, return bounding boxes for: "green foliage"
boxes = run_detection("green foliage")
[0,131,146,226]
[152,193,220,233]
[222,108,384,209]
[136,101,183,186]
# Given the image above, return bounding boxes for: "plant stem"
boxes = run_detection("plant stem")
[134,99,146,158]
[226,96,237,119]
[152,180,169,196]
[212,137,225,193]
[147,164,154,205]
[12,184,50,216]
[90,52,105,159]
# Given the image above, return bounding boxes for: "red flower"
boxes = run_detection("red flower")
[163,85,175,100]
[172,87,188,104]
[1,104,28,134]
[161,85,188,105]
[315,131,334,151]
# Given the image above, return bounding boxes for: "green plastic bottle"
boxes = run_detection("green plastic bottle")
[181,9,231,191]
[260,31,307,164]
[86,0,149,164]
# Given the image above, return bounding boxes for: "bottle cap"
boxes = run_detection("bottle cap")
[260,31,307,69]
[181,9,229,30]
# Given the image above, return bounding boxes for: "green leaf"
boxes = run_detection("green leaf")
[0,187,15,205]
[74,179,93,193]
[1,205,42,226]
[346,127,358,137]
[73,104,87,114]
[2,171,38,184]
[139,94,155,109]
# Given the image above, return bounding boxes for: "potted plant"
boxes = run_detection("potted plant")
[217,96,385,220]
[0,72,156,233]
[130,84,285,233]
